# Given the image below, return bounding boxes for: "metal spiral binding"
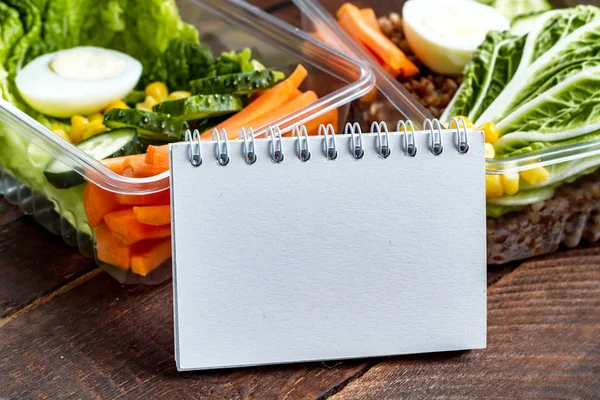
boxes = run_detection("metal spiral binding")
[292,125,311,162]
[451,117,470,154]
[397,120,417,157]
[212,128,230,166]
[371,121,391,159]
[185,129,202,167]
[345,122,364,160]
[186,118,470,166]
[240,127,257,165]
[266,126,285,163]
[424,118,443,156]
[319,123,338,160]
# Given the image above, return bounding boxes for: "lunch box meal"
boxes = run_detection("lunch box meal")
[295,0,600,265]
[0,0,372,283]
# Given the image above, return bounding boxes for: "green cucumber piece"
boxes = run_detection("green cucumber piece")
[190,69,285,95]
[122,90,147,107]
[44,128,143,189]
[103,109,188,142]
[153,94,243,121]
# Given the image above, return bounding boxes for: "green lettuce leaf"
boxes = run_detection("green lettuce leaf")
[0,2,25,64]
[3,0,43,76]
[476,0,553,21]
[441,31,525,124]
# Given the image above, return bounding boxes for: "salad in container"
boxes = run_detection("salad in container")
[0,0,373,283]
[295,0,600,264]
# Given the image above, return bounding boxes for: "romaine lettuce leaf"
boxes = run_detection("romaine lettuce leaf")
[0,2,24,64]
[476,0,553,21]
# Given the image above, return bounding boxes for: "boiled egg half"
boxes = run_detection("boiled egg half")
[16,47,142,118]
[402,0,510,75]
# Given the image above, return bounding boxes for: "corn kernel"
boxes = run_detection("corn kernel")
[145,82,168,102]
[486,174,504,199]
[70,115,89,143]
[104,100,129,113]
[479,121,499,144]
[88,112,104,123]
[520,167,550,186]
[83,120,109,140]
[50,124,71,143]
[450,115,474,129]
[501,172,520,196]
[484,143,495,159]
[136,95,159,111]
[167,91,191,101]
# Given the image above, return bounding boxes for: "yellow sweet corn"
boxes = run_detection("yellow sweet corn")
[70,115,89,143]
[501,172,520,196]
[50,124,71,143]
[486,174,504,199]
[88,112,104,123]
[520,167,550,186]
[104,100,129,113]
[145,82,168,102]
[167,91,191,101]
[484,143,495,159]
[450,115,474,129]
[136,95,159,111]
[479,121,499,144]
[83,120,109,140]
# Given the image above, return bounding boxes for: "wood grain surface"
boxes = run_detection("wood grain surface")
[1,1,599,399]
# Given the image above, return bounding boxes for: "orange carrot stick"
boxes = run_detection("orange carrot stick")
[201,64,308,140]
[104,209,171,246]
[360,8,381,33]
[101,157,127,174]
[116,190,170,206]
[305,107,339,136]
[337,3,419,78]
[84,184,122,228]
[131,239,172,276]
[122,156,168,178]
[246,90,318,132]
[95,225,131,270]
[133,205,171,226]
[145,145,170,169]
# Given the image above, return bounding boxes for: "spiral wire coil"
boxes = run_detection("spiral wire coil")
[186,118,470,166]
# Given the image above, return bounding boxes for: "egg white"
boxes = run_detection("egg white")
[16,47,142,118]
[403,0,510,75]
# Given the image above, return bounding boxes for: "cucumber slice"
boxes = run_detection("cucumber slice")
[190,69,284,95]
[153,94,243,121]
[104,108,188,142]
[123,90,147,107]
[44,128,144,189]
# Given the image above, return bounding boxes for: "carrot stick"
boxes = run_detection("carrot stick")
[95,225,131,270]
[145,145,170,169]
[201,64,309,140]
[133,205,171,226]
[337,3,419,78]
[131,239,172,276]
[101,157,127,174]
[305,107,339,136]
[246,90,318,132]
[123,156,168,178]
[116,189,170,206]
[364,46,402,76]
[104,209,171,246]
[84,184,122,228]
[360,8,381,33]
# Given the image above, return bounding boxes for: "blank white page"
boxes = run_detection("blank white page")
[170,130,486,371]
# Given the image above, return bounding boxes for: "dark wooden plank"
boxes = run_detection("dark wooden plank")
[0,216,96,319]
[327,246,600,400]
[0,272,371,399]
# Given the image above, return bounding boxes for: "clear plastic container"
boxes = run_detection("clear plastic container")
[0,0,374,284]
[294,0,600,264]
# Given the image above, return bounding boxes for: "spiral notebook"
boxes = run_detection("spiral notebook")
[170,120,487,371]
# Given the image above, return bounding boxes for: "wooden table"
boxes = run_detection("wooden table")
[1,1,599,398]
